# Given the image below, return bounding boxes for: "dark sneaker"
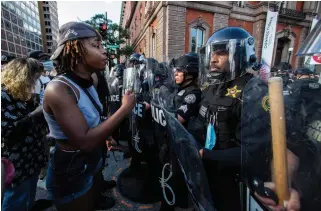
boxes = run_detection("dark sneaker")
[95,196,115,210]
[103,180,116,190]
[30,199,53,211]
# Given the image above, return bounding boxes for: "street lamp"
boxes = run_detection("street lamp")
[288,47,293,64]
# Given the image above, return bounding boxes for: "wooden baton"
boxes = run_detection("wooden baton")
[268,77,290,206]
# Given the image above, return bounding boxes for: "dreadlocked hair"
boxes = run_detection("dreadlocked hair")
[56,39,87,74]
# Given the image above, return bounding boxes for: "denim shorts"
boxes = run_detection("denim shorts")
[46,146,103,205]
[2,174,39,211]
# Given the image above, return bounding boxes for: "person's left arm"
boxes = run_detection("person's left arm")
[177,90,202,124]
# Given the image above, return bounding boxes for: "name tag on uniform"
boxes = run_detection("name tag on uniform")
[199,105,207,117]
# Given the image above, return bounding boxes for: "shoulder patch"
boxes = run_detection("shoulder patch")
[184,94,196,104]
[262,95,270,112]
[177,90,185,96]
[178,105,188,113]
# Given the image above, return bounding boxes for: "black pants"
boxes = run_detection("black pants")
[203,160,241,211]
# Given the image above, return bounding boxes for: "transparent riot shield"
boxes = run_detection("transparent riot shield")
[107,76,121,115]
[118,64,162,204]
[122,67,140,95]
[241,76,321,211]
[152,82,214,210]
[161,108,215,211]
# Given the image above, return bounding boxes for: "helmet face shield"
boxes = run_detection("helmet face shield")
[200,36,256,85]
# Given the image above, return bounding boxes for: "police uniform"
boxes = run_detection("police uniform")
[189,27,258,211]
[175,85,202,128]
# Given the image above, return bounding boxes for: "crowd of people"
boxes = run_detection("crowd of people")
[1,20,320,211]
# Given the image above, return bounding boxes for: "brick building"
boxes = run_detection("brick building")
[120,1,320,69]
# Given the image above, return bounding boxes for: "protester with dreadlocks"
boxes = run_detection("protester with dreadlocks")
[42,22,135,211]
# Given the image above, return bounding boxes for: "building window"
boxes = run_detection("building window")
[191,27,204,53]
[18,18,23,27]
[8,42,15,53]
[21,38,26,46]
[14,35,20,44]
[44,14,50,19]
[27,40,31,48]
[47,42,52,46]
[188,17,209,53]
[1,40,8,51]
[4,20,11,31]
[46,35,52,40]
[45,28,52,33]
[152,33,156,58]
[1,29,6,39]
[45,21,51,26]
[22,47,27,55]
[10,14,17,24]
[12,24,18,34]
[15,45,22,54]
[6,31,13,42]
[2,8,10,20]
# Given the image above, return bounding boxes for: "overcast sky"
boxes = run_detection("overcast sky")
[57,1,122,27]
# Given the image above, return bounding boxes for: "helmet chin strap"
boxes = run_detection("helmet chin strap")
[208,71,228,84]
[180,74,197,88]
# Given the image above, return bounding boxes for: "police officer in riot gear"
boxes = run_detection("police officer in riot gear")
[127,52,141,68]
[171,54,202,126]
[189,27,258,211]
[294,67,314,80]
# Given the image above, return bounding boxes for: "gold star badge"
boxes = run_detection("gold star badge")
[225,85,242,98]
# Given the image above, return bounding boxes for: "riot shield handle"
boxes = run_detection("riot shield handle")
[268,77,290,206]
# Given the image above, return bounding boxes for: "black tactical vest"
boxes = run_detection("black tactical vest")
[190,74,252,149]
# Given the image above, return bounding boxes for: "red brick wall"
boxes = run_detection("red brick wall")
[136,36,146,54]
[228,18,254,34]
[296,1,304,12]
[276,24,302,67]
[129,2,145,46]
[247,1,259,6]
[185,8,214,53]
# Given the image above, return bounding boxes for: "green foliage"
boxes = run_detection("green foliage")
[117,45,136,58]
[84,13,133,57]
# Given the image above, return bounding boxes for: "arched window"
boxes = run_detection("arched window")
[191,26,205,53]
[189,17,209,53]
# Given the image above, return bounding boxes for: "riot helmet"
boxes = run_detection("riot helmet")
[144,58,159,91]
[171,54,199,87]
[128,52,141,67]
[295,67,314,79]
[114,64,125,78]
[139,54,146,64]
[201,27,257,85]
